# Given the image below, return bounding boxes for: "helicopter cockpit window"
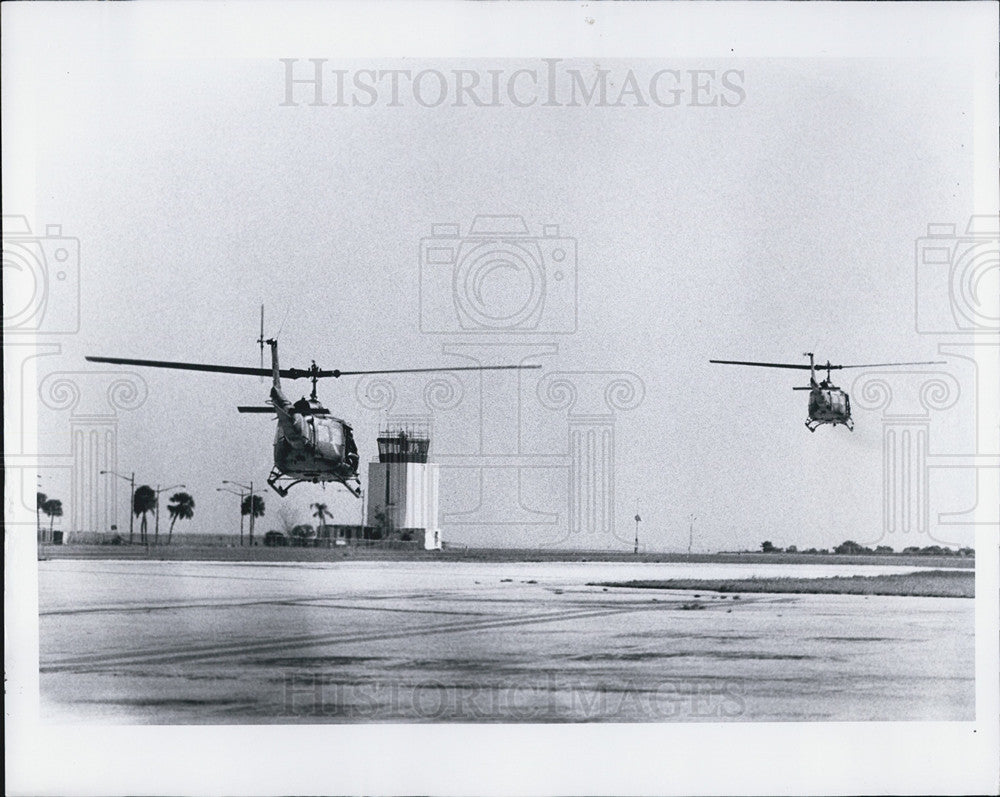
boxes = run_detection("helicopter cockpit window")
[320,422,344,446]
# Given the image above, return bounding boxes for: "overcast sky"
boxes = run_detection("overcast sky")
[6,5,996,551]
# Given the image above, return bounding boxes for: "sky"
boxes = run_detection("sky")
[5,6,997,552]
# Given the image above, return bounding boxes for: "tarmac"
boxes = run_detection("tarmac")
[38,559,974,723]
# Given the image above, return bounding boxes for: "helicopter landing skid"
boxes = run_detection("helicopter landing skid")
[266,468,362,498]
[805,418,854,433]
[335,476,362,499]
[266,468,299,497]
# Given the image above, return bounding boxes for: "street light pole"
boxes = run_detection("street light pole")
[37,475,43,544]
[248,481,255,546]
[129,472,135,544]
[223,480,256,546]
[359,487,365,542]
[100,470,136,544]
[217,487,247,546]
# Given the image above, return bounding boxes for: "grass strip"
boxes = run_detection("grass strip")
[592,570,974,598]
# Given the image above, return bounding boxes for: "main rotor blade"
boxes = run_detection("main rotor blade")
[833,361,946,369]
[709,359,813,370]
[87,356,541,380]
[317,364,542,378]
[710,358,946,371]
[86,356,313,379]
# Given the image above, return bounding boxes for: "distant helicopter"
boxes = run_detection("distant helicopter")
[87,319,539,497]
[710,353,945,431]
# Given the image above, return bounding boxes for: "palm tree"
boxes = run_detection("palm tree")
[241,494,265,546]
[37,492,48,542]
[133,485,157,545]
[311,502,331,541]
[43,498,63,540]
[166,492,195,545]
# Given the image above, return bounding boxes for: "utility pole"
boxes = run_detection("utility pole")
[634,501,641,555]
[688,514,696,556]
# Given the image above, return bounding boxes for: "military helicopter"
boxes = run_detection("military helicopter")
[87,323,539,496]
[710,352,945,431]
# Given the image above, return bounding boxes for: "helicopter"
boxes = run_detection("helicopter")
[87,323,539,497]
[710,352,945,431]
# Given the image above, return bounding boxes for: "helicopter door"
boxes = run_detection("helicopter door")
[315,420,342,446]
[831,391,847,414]
[324,422,344,447]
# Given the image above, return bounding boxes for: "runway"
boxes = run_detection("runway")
[38,559,974,723]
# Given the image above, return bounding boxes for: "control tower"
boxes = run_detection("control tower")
[366,424,441,549]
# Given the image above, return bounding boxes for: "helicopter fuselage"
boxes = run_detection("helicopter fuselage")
[806,380,853,431]
[273,413,359,482]
[266,386,361,496]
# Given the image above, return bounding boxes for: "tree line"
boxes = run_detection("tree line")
[759,539,974,556]
[35,486,272,546]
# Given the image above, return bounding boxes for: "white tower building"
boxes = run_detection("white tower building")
[366,425,441,550]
